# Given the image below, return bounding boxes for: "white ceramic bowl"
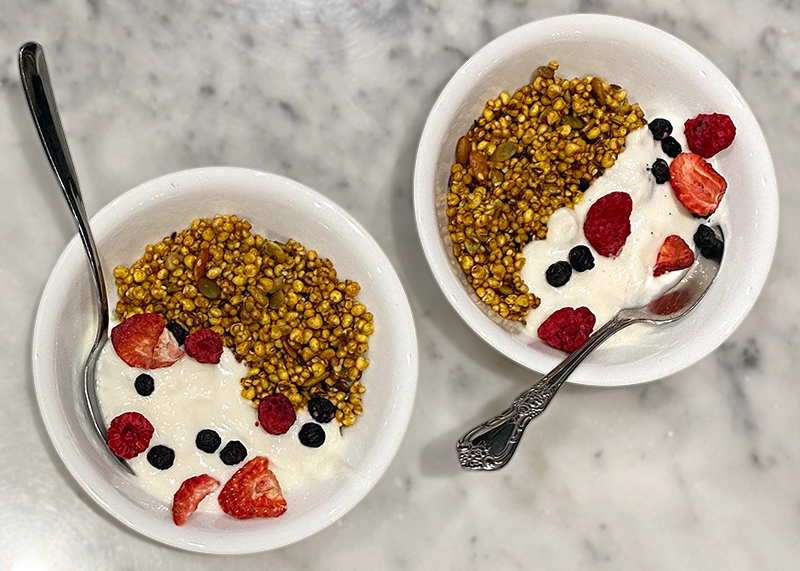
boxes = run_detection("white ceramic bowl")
[414,15,778,386]
[32,167,418,553]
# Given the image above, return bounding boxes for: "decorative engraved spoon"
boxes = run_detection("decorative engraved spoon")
[19,42,134,475]
[457,230,724,471]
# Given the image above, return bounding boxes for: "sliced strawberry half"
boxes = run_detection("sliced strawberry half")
[669,153,727,217]
[218,456,287,519]
[173,474,220,526]
[111,313,184,369]
[653,235,695,277]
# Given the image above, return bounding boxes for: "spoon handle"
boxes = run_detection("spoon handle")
[18,42,109,335]
[456,315,634,471]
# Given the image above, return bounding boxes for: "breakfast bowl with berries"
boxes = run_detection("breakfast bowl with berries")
[414,14,778,386]
[32,167,418,553]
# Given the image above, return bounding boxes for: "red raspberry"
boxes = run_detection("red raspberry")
[653,235,695,277]
[184,328,224,364]
[537,307,596,352]
[684,113,736,158]
[172,474,220,526]
[218,456,287,519]
[583,192,633,258]
[257,393,296,435]
[669,153,727,217]
[106,412,154,459]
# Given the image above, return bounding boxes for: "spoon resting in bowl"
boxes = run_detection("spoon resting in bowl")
[457,229,724,471]
[19,42,134,475]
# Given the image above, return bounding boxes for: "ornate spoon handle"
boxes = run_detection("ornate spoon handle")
[456,315,634,470]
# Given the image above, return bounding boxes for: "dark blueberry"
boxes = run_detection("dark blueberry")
[568,246,595,272]
[648,118,673,141]
[195,429,221,453]
[545,261,572,287]
[661,136,682,158]
[219,440,247,465]
[166,322,189,346]
[298,423,326,448]
[694,225,724,261]
[650,158,670,184]
[308,397,337,424]
[134,373,155,397]
[147,445,175,470]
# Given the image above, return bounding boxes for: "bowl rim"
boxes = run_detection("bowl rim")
[413,14,779,385]
[32,166,418,553]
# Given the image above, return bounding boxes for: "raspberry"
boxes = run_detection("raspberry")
[172,474,220,526]
[684,113,736,158]
[583,192,633,258]
[106,412,154,459]
[537,307,596,353]
[669,153,727,217]
[653,235,695,277]
[257,393,296,435]
[218,456,287,519]
[184,328,223,364]
[111,313,184,369]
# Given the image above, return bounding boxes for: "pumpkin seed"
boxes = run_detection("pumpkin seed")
[269,290,285,309]
[489,141,518,162]
[197,277,221,299]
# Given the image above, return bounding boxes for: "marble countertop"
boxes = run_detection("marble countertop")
[1,1,798,569]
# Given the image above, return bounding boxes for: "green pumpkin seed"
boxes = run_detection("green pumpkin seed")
[489,141,518,162]
[197,277,221,299]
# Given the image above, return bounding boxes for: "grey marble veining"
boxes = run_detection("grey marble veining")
[1,0,799,569]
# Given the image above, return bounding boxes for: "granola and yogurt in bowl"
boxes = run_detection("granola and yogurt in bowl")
[414,15,778,385]
[33,168,418,553]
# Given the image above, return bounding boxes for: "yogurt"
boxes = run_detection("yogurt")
[96,343,351,513]
[520,118,728,343]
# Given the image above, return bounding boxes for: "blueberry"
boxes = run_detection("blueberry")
[308,397,337,424]
[648,118,673,141]
[298,423,326,448]
[195,429,221,453]
[147,445,175,470]
[568,246,595,272]
[693,224,724,261]
[545,261,572,287]
[650,158,670,184]
[134,373,154,396]
[166,322,189,346]
[219,441,247,465]
[661,136,682,158]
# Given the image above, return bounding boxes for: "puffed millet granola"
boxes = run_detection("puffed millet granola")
[447,61,646,323]
[113,215,372,427]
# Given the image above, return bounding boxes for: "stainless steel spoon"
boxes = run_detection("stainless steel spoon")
[19,42,134,475]
[457,230,723,471]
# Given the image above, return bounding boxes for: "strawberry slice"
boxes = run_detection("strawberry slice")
[111,313,184,369]
[173,474,220,526]
[653,235,695,277]
[669,153,727,217]
[218,456,287,519]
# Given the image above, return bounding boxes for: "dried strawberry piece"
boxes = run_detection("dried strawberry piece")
[173,474,220,526]
[111,313,184,369]
[537,307,596,353]
[653,235,695,277]
[184,328,224,364]
[258,393,296,435]
[684,113,736,158]
[669,153,727,217]
[107,411,154,459]
[218,456,287,519]
[583,192,633,258]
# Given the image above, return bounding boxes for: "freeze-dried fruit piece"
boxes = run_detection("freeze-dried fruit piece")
[583,192,633,258]
[172,474,220,526]
[537,307,596,352]
[684,113,736,158]
[669,153,728,217]
[653,235,695,277]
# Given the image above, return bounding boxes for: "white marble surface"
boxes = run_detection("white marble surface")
[0,0,798,568]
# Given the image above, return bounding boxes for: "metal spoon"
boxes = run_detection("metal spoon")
[457,230,724,471]
[19,42,134,475]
